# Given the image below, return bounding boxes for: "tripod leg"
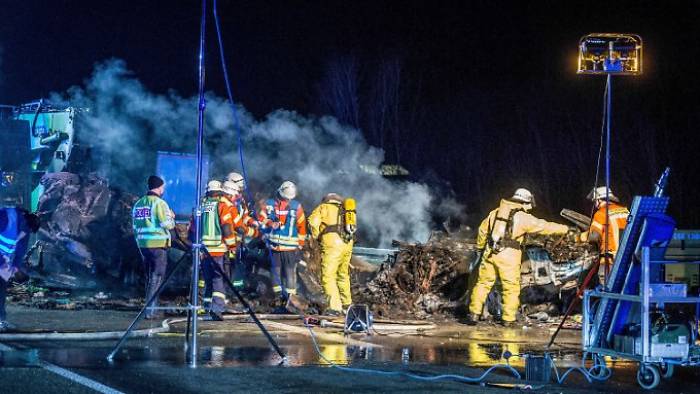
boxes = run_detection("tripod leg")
[107,252,191,361]
[186,273,194,342]
[547,258,601,348]
[202,249,286,359]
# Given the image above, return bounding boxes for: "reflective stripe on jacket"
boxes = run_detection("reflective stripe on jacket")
[231,196,258,239]
[589,202,629,254]
[0,208,19,256]
[259,198,306,251]
[201,196,226,254]
[132,194,175,248]
[217,196,258,255]
[219,197,239,252]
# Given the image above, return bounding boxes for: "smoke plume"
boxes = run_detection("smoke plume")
[52,59,462,246]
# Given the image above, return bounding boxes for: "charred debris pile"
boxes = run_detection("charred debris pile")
[353,230,597,320]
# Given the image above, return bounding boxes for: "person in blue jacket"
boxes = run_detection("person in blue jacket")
[0,207,40,331]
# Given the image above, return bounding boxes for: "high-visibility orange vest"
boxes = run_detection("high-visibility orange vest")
[589,202,629,255]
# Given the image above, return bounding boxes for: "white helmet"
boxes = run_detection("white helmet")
[587,186,619,202]
[206,180,222,193]
[278,181,297,200]
[226,172,245,188]
[322,193,343,203]
[222,180,241,197]
[511,188,535,207]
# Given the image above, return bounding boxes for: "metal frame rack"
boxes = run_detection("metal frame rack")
[583,247,700,389]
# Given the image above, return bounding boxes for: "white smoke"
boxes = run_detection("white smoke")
[52,59,462,247]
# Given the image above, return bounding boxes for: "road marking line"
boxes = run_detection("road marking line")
[37,360,124,394]
[0,342,124,394]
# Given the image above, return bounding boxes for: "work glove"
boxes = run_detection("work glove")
[579,231,589,242]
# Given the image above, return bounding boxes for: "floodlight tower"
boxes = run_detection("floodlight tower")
[188,0,208,367]
[578,33,643,279]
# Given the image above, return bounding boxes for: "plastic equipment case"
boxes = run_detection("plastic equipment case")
[582,196,700,390]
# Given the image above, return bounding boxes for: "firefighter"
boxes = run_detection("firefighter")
[259,181,307,306]
[132,175,175,319]
[308,193,356,315]
[193,180,224,313]
[226,172,245,191]
[466,188,569,327]
[225,171,257,291]
[0,207,40,331]
[580,186,629,283]
[202,180,257,320]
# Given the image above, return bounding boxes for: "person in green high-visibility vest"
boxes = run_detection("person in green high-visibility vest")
[193,180,224,314]
[132,175,175,319]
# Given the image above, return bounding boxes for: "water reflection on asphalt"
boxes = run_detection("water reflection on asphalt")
[23,334,589,371]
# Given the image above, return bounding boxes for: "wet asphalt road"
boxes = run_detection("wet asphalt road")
[4,337,700,394]
[1,306,700,393]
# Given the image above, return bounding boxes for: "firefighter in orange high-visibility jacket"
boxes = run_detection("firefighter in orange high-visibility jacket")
[132,175,175,319]
[259,181,307,304]
[308,193,356,315]
[225,171,258,291]
[466,188,569,327]
[579,186,629,283]
[201,180,258,320]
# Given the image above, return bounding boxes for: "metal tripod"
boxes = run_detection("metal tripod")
[107,242,286,362]
[107,250,192,361]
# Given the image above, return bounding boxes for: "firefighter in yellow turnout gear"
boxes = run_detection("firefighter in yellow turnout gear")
[467,188,568,326]
[308,193,357,315]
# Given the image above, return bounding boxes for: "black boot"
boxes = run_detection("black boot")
[272,296,290,314]
[209,311,224,321]
[499,320,519,328]
[461,313,479,326]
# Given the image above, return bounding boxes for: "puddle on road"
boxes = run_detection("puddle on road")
[21,335,590,370]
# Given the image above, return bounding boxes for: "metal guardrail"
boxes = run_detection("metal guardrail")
[352,246,398,265]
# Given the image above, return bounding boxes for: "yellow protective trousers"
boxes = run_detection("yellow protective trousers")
[320,236,353,311]
[468,247,522,322]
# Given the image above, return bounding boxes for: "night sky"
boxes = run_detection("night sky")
[2,1,700,226]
